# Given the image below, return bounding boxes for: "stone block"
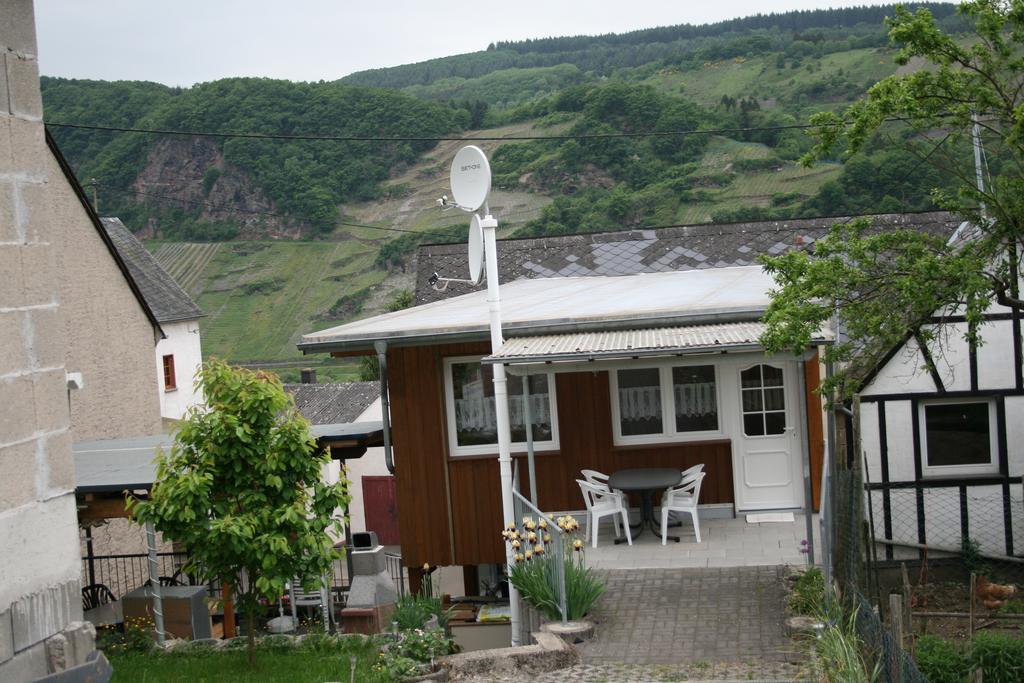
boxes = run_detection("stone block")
[11,580,80,652]
[1,0,39,57]
[0,54,8,116]
[350,546,386,575]
[33,368,70,434]
[45,621,95,673]
[17,180,56,244]
[27,305,64,370]
[0,245,26,308]
[0,182,17,243]
[8,116,47,176]
[0,641,46,682]
[0,440,37,508]
[0,310,28,376]
[0,609,13,664]
[5,53,41,120]
[44,430,74,495]
[0,377,36,444]
[18,242,57,307]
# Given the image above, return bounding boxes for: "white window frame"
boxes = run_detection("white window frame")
[919,398,999,478]
[443,356,560,457]
[610,360,725,446]
[737,362,788,440]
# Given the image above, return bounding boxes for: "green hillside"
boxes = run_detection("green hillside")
[40,4,971,368]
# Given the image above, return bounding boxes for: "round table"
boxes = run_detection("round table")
[607,468,683,543]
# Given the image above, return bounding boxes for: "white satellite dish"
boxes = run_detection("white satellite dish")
[467,214,484,285]
[450,145,491,212]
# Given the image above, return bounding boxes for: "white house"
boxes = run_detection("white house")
[100,218,205,421]
[858,293,1024,560]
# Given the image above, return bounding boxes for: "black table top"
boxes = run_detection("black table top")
[607,468,682,491]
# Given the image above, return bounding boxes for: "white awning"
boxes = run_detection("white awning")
[483,321,833,365]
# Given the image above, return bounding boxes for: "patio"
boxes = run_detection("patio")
[582,512,821,570]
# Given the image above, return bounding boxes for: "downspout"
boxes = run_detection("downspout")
[797,361,815,568]
[822,359,837,588]
[375,341,395,475]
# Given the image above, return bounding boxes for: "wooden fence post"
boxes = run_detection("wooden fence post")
[889,593,904,648]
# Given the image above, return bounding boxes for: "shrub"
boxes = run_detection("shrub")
[788,567,825,616]
[969,631,1024,683]
[915,635,968,683]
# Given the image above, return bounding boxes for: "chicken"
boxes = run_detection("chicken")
[976,575,1018,609]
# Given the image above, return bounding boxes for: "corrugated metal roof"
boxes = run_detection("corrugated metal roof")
[484,321,833,364]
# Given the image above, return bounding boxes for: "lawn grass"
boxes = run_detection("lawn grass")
[108,643,388,683]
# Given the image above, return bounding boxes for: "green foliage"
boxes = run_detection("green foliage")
[788,567,825,616]
[968,632,1024,683]
[44,78,466,235]
[760,218,992,399]
[782,1,1024,395]
[202,166,221,196]
[915,635,968,683]
[961,536,989,575]
[813,607,880,683]
[374,628,456,679]
[128,359,351,664]
[96,616,155,655]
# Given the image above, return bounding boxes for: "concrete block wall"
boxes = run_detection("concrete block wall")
[0,1,96,679]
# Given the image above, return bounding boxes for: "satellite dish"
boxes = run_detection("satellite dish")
[467,214,484,285]
[450,145,491,212]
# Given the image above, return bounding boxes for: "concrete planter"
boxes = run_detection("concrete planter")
[401,668,449,682]
[540,620,595,644]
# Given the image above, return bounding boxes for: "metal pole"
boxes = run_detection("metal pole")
[145,521,165,647]
[823,360,837,588]
[523,371,538,507]
[481,212,521,646]
[797,362,815,567]
[375,340,395,475]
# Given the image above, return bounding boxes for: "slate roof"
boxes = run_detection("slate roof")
[284,381,380,425]
[99,217,204,323]
[414,211,961,304]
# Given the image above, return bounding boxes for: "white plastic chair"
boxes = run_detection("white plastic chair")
[577,479,632,548]
[660,471,705,545]
[579,469,625,537]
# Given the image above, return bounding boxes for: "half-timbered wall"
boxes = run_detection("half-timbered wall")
[860,311,1024,559]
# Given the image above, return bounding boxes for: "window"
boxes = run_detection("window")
[162,354,176,391]
[444,357,558,456]
[612,364,721,445]
[920,399,998,477]
[740,364,786,437]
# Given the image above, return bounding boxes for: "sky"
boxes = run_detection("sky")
[33,0,934,87]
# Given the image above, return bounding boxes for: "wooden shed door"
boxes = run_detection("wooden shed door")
[362,476,400,545]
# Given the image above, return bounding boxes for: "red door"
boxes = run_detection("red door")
[362,476,400,545]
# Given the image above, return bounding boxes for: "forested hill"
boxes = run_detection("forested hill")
[39,3,972,368]
[341,3,959,92]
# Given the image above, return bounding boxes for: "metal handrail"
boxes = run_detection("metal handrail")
[511,490,567,626]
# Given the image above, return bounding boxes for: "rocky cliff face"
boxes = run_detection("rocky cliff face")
[133,137,307,239]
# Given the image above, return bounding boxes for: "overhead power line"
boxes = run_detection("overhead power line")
[44,117,924,143]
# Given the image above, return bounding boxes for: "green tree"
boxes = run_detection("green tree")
[760,0,1024,399]
[129,360,350,664]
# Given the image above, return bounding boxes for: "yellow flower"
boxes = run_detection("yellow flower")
[534,544,545,555]
[511,539,521,549]
[522,516,533,526]
[573,539,584,551]
[514,552,524,563]
[524,550,533,560]
[526,531,537,542]
[423,563,430,571]
[538,519,548,530]
[543,533,552,544]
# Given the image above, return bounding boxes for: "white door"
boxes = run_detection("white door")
[732,362,804,511]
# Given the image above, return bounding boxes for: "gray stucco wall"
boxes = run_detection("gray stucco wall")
[44,144,163,442]
[0,2,97,679]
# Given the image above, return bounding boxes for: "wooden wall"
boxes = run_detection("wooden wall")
[388,342,737,567]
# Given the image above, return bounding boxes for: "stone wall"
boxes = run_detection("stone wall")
[0,1,97,679]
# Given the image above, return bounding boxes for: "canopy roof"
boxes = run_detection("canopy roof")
[300,266,775,354]
[73,422,384,494]
[483,321,833,366]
